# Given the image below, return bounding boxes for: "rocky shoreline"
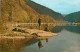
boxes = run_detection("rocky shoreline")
[0,28,57,39]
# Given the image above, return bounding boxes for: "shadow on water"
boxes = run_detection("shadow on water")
[51,26,64,33]
[51,24,80,34]
[24,38,44,49]
[24,37,49,49]
[64,25,80,34]
[24,38,38,46]
[0,37,50,52]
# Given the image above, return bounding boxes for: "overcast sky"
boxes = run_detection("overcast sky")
[32,0,80,14]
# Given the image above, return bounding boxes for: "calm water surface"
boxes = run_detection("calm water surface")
[0,25,80,52]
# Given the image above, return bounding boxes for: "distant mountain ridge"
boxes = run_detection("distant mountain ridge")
[25,0,64,21]
[64,11,80,22]
[62,14,67,17]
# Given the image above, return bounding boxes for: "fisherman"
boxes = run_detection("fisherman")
[38,18,41,30]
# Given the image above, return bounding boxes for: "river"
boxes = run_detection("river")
[0,25,80,52]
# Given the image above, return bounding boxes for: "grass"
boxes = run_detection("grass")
[0,24,8,34]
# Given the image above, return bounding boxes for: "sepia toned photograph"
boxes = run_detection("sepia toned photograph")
[0,0,80,52]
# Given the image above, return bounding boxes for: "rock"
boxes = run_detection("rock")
[0,28,57,39]
[31,33,40,37]
[12,28,17,31]
[26,29,57,37]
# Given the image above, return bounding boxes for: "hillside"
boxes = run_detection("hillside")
[0,0,1,18]
[0,0,55,33]
[64,11,80,22]
[25,0,64,21]
[1,0,39,23]
[1,0,55,23]
[62,14,67,17]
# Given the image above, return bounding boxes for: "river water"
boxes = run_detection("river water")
[0,25,80,52]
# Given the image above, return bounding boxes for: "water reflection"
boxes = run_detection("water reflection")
[0,38,32,52]
[38,38,49,49]
[24,38,38,46]
[0,24,80,52]
[46,38,48,42]
[0,35,50,52]
[38,39,43,49]
[51,26,64,33]
[51,25,80,34]
[24,37,49,49]
[64,25,80,33]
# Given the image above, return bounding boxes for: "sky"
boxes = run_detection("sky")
[32,0,80,14]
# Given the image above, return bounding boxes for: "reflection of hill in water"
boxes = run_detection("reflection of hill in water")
[0,37,49,52]
[64,26,80,33]
[51,25,80,34]
[0,38,32,52]
[24,38,38,46]
[51,26,64,33]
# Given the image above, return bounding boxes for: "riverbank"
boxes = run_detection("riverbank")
[0,28,57,39]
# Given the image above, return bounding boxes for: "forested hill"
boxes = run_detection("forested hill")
[1,0,55,23]
[25,0,64,21]
[64,11,80,22]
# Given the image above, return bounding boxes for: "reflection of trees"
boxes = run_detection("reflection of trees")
[0,37,50,51]
[51,26,64,33]
[25,38,49,49]
[0,38,31,52]
[24,38,38,46]
[64,26,80,33]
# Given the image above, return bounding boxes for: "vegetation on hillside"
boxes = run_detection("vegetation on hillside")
[64,11,80,22]
[0,0,55,33]
[25,0,64,21]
